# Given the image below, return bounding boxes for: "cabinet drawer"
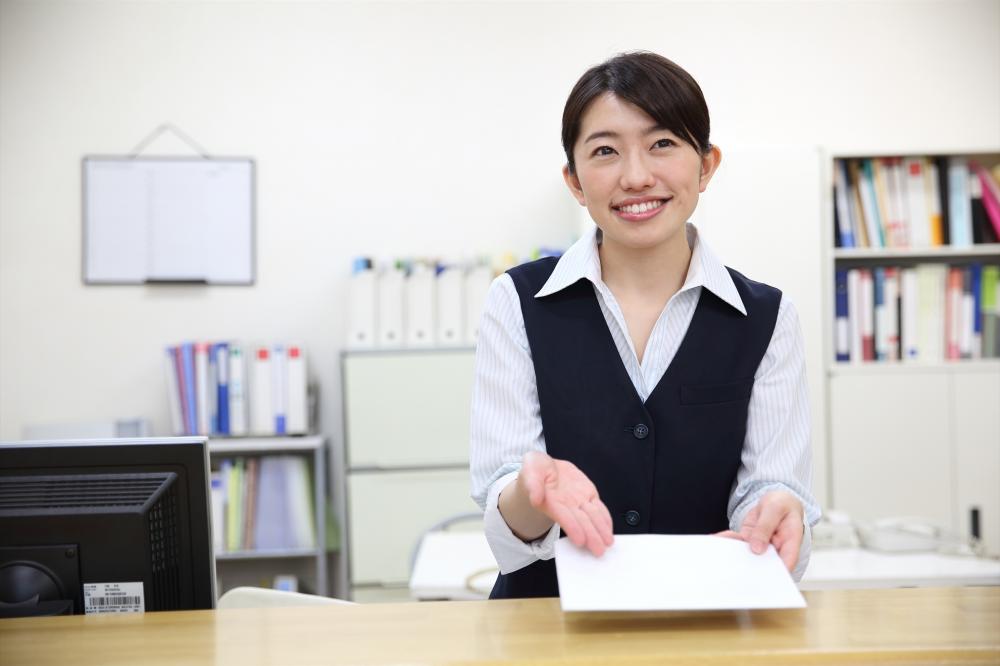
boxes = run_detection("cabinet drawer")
[348,468,476,585]
[344,351,474,468]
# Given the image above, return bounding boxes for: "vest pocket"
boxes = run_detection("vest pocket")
[680,379,754,405]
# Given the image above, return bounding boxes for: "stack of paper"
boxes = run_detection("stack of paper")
[554,534,806,612]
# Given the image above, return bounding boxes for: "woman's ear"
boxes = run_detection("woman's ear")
[698,145,723,193]
[562,164,587,206]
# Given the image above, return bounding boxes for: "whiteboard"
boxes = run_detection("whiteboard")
[83,157,255,284]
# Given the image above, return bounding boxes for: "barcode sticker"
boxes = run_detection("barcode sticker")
[83,582,145,614]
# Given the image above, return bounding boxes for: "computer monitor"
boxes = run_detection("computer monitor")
[0,437,216,617]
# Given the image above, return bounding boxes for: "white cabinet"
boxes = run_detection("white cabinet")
[953,370,1000,555]
[341,350,477,600]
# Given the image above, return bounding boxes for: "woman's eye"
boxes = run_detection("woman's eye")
[593,146,616,157]
[653,138,674,149]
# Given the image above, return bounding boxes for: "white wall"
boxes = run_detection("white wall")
[2,0,999,515]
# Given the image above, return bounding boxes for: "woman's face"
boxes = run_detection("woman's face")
[563,92,721,253]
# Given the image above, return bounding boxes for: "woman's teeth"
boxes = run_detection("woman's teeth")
[619,200,664,214]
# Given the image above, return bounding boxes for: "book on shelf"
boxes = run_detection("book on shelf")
[163,340,309,437]
[833,262,1000,362]
[210,455,316,554]
[833,155,1000,250]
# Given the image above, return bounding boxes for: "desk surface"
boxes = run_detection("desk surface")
[1,587,998,665]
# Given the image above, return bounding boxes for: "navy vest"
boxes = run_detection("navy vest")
[489,257,782,599]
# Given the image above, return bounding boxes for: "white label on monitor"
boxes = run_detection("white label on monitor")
[83,582,145,614]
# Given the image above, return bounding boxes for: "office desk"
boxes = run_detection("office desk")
[0,587,997,665]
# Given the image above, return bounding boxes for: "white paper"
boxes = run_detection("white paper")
[555,534,806,612]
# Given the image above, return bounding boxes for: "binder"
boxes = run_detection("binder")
[834,270,849,361]
[847,269,863,363]
[272,344,288,435]
[287,344,308,435]
[970,264,983,359]
[214,343,230,435]
[228,344,249,436]
[210,471,226,553]
[872,159,894,247]
[958,267,973,359]
[903,157,930,248]
[859,269,875,361]
[833,162,855,248]
[890,158,911,247]
[848,161,870,248]
[405,262,436,347]
[436,265,465,345]
[377,266,405,347]
[900,268,919,361]
[858,160,884,248]
[254,456,291,550]
[286,457,316,548]
[207,343,219,434]
[945,267,963,360]
[947,158,973,247]
[972,162,1000,239]
[982,266,999,358]
[250,345,274,435]
[347,261,377,349]
[925,160,944,246]
[884,268,900,361]
[164,347,184,436]
[873,268,888,361]
[195,342,211,435]
[464,264,493,346]
[916,264,946,362]
[181,343,197,436]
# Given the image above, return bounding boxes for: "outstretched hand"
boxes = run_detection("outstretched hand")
[715,490,804,572]
[518,451,615,556]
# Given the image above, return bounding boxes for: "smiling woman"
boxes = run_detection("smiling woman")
[469,52,820,600]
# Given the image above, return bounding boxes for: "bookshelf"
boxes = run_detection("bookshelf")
[822,150,1000,557]
[208,436,329,596]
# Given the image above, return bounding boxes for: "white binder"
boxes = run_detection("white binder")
[463,265,493,346]
[435,266,464,346]
[377,267,406,348]
[406,263,436,347]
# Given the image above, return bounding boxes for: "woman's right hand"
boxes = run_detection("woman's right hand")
[517,450,615,556]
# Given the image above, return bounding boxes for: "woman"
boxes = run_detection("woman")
[470,51,819,599]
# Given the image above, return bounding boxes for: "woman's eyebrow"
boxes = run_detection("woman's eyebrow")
[584,125,667,143]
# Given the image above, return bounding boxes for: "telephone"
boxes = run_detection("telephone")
[856,517,945,553]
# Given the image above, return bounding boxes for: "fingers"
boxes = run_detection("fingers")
[775,515,804,571]
[574,504,608,557]
[580,498,615,548]
[747,499,786,555]
[713,530,745,541]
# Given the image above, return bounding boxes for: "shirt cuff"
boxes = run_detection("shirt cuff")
[483,471,561,575]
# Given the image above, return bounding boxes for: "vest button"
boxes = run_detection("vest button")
[625,510,641,526]
[633,423,649,439]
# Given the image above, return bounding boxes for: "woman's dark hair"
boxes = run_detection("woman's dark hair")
[561,52,711,174]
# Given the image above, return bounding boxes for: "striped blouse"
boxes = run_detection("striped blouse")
[470,223,821,581]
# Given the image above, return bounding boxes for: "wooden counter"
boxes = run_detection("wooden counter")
[1,586,997,665]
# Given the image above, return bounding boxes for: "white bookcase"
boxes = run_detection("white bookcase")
[208,436,328,596]
[822,150,1000,556]
[339,349,477,602]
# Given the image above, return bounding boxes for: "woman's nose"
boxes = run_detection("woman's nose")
[619,152,656,191]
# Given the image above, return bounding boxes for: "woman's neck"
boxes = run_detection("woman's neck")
[598,227,693,303]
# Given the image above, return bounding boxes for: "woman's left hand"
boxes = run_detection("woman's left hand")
[714,490,804,572]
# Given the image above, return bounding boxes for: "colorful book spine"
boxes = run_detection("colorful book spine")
[835,270,850,361]
[214,342,230,435]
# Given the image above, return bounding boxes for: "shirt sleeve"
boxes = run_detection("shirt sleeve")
[727,295,822,582]
[469,273,560,574]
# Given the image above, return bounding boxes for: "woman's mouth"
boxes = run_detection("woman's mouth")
[612,197,671,221]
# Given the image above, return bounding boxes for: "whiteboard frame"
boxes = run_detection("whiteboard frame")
[81,155,257,286]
